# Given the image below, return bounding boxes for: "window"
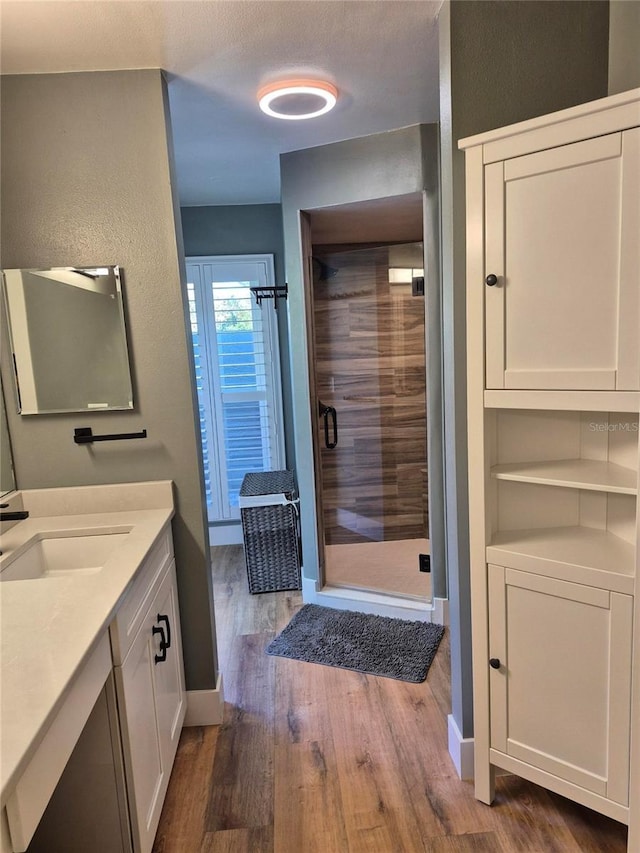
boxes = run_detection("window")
[186,255,285,521]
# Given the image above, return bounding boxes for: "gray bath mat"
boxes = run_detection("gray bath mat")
[266,603,444,683]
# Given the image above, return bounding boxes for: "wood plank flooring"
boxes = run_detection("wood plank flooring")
[152,545,628,852]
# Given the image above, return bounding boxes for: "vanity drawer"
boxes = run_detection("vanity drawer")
[110,526,173,665]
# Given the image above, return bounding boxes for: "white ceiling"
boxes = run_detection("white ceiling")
[0,0,443,206]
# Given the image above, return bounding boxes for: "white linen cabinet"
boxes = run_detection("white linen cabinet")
[460,88,640,851]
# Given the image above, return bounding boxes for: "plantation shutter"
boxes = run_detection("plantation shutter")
[186,256,285,521]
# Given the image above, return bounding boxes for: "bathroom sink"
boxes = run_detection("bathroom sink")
[0,528,132,582]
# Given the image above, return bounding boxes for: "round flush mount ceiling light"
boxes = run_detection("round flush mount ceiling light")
[257,80,338,120]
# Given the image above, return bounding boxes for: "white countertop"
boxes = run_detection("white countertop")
[0,482,174,803]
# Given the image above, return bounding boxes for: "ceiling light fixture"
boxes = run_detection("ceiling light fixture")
[257,79,338,121]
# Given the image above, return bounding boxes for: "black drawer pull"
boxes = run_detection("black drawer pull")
[489,657,501,670]
[157,613,171,650]
[152,624,167,664]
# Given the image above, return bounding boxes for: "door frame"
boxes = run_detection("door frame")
[298,192,447,618]
[299,212,328,572]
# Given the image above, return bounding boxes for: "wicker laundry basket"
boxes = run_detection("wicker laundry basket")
[239,470,301,594]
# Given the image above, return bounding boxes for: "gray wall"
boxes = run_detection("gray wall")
[280,125,444,597]
[0,70,218,692]
[181,204,294,469]
[439,0,610,740]
[609,0,640,95]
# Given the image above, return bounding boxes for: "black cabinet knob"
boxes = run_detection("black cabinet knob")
[489,658,501,669]
[485,274,498,287]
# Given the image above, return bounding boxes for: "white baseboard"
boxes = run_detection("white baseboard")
[302,575,447,624]
[184,673,224,726]
[209,523,243,546]
[448,713,474,780]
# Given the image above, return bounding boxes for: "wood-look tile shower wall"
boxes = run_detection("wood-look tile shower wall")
[314,246,428,545]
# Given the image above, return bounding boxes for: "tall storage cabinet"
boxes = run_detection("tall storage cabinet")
[460,88,640,851]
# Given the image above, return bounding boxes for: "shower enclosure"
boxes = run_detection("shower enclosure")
[311,241,430,600]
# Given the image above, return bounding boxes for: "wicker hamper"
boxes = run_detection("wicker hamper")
[239,470,301,594]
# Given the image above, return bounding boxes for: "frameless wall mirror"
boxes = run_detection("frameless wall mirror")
[2,266,134,415]
[1,379,16,496]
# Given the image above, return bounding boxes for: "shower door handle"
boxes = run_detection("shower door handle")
[318,401,338,449]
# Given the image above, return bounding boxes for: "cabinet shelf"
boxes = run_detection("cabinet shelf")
[487,525,635,593]
[491,459,637,495]
[484,390,640,412]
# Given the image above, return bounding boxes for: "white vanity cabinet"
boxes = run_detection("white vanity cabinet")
[461,88,640,851]
[110,529,186,853]
[0,484,186,853]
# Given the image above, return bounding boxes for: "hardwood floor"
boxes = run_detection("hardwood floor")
[152,545,628,852]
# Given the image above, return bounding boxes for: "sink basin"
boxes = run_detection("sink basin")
[0,527,132,582]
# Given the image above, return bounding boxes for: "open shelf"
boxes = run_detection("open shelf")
[487,525,635,593]
[491,459,637,495]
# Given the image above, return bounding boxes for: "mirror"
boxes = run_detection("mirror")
[2,266,134,415]
[1,378,16,495]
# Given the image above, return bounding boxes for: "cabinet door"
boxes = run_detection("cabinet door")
[116,606,165,853]
[485,128,640,391]
[488,565,632,805]
[153,563,186,774]
[116,563,186,853]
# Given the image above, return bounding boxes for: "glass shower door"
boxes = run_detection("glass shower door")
[313,243,430,599]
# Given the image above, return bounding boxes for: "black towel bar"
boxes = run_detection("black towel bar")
[73,427,147,444]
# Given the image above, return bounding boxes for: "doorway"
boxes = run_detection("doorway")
[307,195,432,604]
[185,255,286,525]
